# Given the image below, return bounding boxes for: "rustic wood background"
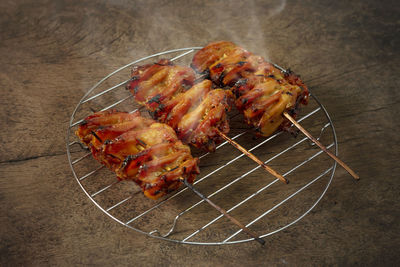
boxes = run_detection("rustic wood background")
[1,0,399,265]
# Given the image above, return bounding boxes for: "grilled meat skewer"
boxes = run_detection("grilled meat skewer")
[126,60,233,152]
[76,110,266,243]
[191,41,309,137]
[192,41,359,180]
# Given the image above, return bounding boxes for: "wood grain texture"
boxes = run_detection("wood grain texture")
[1,0,399,266]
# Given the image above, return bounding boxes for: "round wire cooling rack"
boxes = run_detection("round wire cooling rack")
[66,47,338,245]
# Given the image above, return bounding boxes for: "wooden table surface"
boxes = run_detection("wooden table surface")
[1,0,399,265]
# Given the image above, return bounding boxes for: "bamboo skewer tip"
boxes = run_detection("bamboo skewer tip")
[179,177,265,245]
[216,129,288,184]
[283,112,359,180]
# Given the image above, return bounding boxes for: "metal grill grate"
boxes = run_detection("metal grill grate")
[66,48,337,245]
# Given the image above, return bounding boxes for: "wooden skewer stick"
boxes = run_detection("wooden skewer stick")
[283,112,359,180]
[180,178,265,245]
[216,129,288,184]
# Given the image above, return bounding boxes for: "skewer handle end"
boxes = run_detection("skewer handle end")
[283,112,359,180]
[216,129,288,184]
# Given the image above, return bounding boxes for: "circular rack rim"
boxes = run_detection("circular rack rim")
[66,47,338,245]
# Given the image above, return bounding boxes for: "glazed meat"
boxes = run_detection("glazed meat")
[127,60,233,152]
[75,110,199,200]
[155,79,233,151]
[127,59,196,112]
[191,41,309,137]
[191,41,237,74]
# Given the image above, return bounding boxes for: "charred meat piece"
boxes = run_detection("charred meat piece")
[155,79,233,152]
[191,41,309,137]
[126,59,196,112]
[191,41,236,74]
[235,78,303,136]
[75,110,152,168]
[175,84,233,151]
[127,60,234,152]
[191,41,284,86]
[75,110,199,200]
[154,79,212,127]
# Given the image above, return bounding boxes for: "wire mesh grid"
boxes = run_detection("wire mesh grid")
[66,47,338,245]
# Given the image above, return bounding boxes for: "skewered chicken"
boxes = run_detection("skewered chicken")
[128,59,195,111]
[191,41,309,137]
[126,60,233,152]
[75,110,199,199]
